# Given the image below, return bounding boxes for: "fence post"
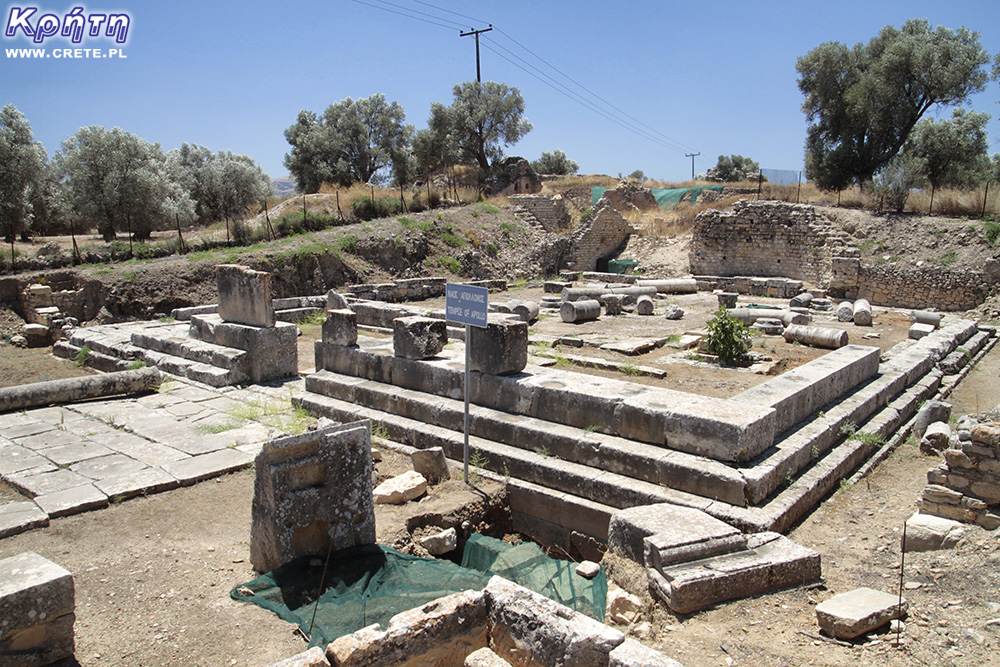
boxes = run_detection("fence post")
[983,181,991,218]
[796,171,802,204]
[756,172,762,200]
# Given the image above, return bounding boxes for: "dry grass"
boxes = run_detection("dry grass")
[542,174,617,190]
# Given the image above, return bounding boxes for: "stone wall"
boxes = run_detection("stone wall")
[689,200,851,285]
[921,421,1000,530]
[566,200,636,272]
[855,264,989,312]
[509,194,572,232]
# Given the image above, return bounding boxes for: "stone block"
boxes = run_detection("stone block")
[608,503,745,568]
[0,502,49,539]
[608,639,684,667]
[0,551,75,665]
[663,304,684,320]
[903,512,964,552]
[410,447,450,485]
[604,294,623,316]
[322,309,357,346]
[418,527,458,555]
[921,423,952,454]
[217,264,275,327]
[464,647,511,667]
[270,646,330,667]
[912,400,952,440]
[607,588,643,625]
[190,315,298,383]
[326,290,349,310]
[393,316,447,360]
[816,587,906,639]
[326,590,488,667]
[373,470,428,504]
[636,296,655,315]
[485,576,624,667]
[468,316,528,376]
[909,322,935,340]
[250,421,374,573]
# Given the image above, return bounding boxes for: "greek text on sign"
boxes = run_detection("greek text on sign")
[445,283,488,328]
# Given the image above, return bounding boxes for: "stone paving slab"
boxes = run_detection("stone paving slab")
[39,441,115,466]
[14,429,81,451]
[70,453,148,480]
[34,483,109,518]
[99,438,190,466]
[0,421,56,439]
[95,466,179,499]
[0,444,56,476]
[815,587,907,639]
[7,467,93,497]
[25,406,88,424]
[0,501,49,538]
[161,448,253,485]
[163,401,214,420]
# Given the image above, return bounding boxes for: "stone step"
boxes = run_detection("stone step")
[69,327,144,360]
[130,327,249,373]
[295,392,718,521]
[305,370,748,505]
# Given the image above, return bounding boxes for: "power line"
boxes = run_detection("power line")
[351,0,461,31]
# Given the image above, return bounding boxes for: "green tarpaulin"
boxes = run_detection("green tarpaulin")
[591,185,724,209]
[231,537,607,648]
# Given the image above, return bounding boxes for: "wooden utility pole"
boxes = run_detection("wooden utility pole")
[685,152,700,180]
[460,25,492,82]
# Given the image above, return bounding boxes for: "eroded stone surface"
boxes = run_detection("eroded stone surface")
[0,551,75,665]
[373,470,428,505]
[903,512,964,552]
[217,264,275,327]
[816,587,906,640]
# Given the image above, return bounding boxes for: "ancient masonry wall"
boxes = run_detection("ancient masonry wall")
[689,200,850,286]
[690,200,995,311]
[508,194,572,233]
[855,264,989,312]
[565,200,635,272]
[921,422,1000,530]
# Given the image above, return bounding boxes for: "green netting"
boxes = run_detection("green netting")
[461,534,607,621]
[230,544,491,648]
[232,537,608,647]
[591,185,724,210]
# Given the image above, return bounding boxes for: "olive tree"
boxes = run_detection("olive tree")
[712,155,759,182]
[283,94,413,192]
[168,144,270,224]
[55,126,191,241]
[0,104,47,241]
[908,108,991,206]
[531,149,578,175]
[797,19,992,190]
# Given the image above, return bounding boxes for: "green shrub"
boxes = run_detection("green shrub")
[352,196,403,221]
[704,307,751,365]
[982,216,1000,247]
[337,234,359,254]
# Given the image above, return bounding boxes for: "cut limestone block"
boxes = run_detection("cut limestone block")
[373,470,428,504]
[485,576,625,667]
[250,421,374,573]
[903,512,964,552]
[393,316,447,360]
[323,309,357,346]
[648,533,821,614]
[469,316,528,376]
[410,447,450,485]
[815,587,907,640]
[217,264,275,327]
[909,323,936,340]
[0,551,75,666]
[419,527,458,555]
[608,503,745,569]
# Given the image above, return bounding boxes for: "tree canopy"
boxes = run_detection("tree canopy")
[0,104,47,241]
[55,126,192,241]
[531,149,578,175]
[712,155,759,182]
[283,94,413,192]
[908,108,991,191]
[414,81,531,178]
[797,19,992,190]
[167,144,271,224]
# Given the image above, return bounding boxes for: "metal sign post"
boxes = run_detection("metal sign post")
[445,283,489,484]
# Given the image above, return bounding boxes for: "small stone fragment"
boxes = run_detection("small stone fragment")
[575,560,600,579]
[373,471,427,504]
[418,527,457,555]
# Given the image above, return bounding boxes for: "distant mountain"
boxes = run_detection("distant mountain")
[271,176,296,198]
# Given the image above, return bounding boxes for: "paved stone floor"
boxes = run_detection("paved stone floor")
[0,375,308,539]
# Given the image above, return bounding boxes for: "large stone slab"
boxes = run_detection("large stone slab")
[0,502,49,539]
[815,587,906,639]
[731,345,880,435]
[648,533,821,614]
[484,576,625,667]
[189,314,298,383]
[608,504,746,569]
[217,264,275,327]
[161,448,253,485]
[0,551,75,665]
[903,512,965,552]
[250,421,374,573]
[34,483,109,518]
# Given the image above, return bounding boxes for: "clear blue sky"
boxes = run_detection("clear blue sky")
[4,0,1000,183]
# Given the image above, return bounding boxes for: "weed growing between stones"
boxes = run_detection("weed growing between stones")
[620,362,641,376]
[126,360,147,370]
[704,308,752,366]
[74,346,91,367]
[371,421,389,441]
[295,310,326,327]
